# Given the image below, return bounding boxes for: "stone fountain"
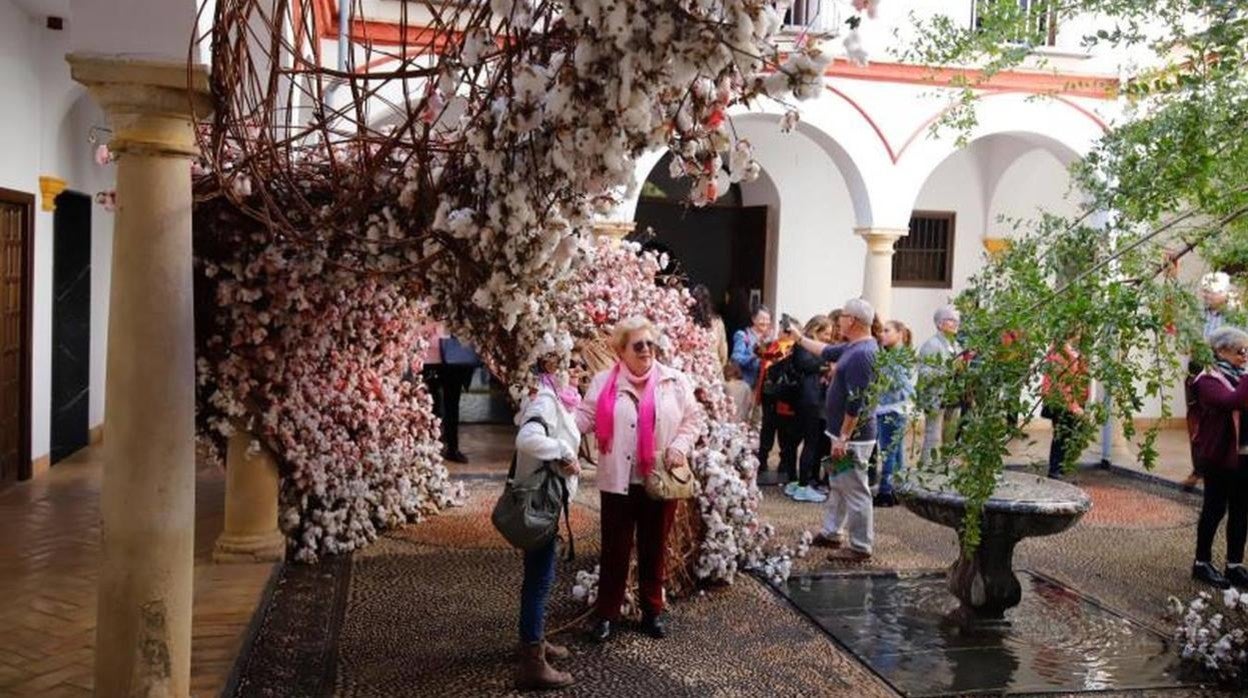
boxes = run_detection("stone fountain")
[899,470,1092,619]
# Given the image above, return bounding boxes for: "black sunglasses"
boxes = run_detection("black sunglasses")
[631,340,657,353]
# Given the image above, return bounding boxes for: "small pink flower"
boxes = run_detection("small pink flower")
[853,0,880,19]
[94,190,117,212]
[94,144,112,166]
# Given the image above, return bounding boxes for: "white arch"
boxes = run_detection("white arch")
[615,90,884,226]
[878,92,1107,226]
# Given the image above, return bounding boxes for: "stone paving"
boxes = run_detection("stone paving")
[0,424,1229,697]
[0,445,273,697]
[225,425,1234,697]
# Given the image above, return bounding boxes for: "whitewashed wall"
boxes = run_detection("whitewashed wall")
[0,0,114,464]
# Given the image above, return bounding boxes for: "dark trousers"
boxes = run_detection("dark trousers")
[1046,408,1080,477]
[1196,465,1248,565]
[758,397,799,477]
[519,536,557,643]
[797,408,827,487]
[423,364,471,452]
[597,486,677,620]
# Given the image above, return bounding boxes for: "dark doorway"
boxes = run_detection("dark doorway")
[50,190,91,465]
[0,188,34,485]
[632,153,768,336]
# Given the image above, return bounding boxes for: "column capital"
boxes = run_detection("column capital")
[854,226,907,253]
[67,53,213,158]
[983,237,1012,258]
[591,220,636,242]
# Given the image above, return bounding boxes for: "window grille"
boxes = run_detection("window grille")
[971,0,1059,47]
[893,212,956,288]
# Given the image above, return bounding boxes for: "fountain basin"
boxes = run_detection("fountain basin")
[899,471,1091,618]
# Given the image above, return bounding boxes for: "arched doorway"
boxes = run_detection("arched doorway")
[632,152,768,335]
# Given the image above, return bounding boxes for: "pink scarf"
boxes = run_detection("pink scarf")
[540,374,581,411]
[595,362,659,476]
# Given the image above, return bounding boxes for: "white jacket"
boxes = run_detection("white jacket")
[514,385,581,501]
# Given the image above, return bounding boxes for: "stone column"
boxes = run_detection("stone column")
[214,428,285,563]
[68,54,212,698]
[855,227,906,321]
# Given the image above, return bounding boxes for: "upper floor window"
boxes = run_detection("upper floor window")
[893,212,956,288]
[971,0,1059,48]
[783,0,836,33]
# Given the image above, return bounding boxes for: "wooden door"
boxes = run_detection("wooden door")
[0,189,33,485]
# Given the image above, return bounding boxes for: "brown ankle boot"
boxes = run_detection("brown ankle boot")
[513,639,570,661]
[515,642,574,691]
[543,639,570,661]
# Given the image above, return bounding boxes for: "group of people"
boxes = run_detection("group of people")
[718,297,928,562]
[499,271,1248,690]
[509,316,705,690]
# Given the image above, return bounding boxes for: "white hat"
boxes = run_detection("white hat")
[1201,271,1232,295]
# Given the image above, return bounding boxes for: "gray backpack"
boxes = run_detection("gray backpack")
[490,418,574,559]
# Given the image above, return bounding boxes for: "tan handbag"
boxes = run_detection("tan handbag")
[644,451,696,500]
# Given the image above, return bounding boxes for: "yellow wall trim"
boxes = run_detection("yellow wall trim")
[38,176,67,212]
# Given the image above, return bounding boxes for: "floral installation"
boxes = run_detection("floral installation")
[1168,589,1248,683]
[196,1,877,562]
[193,197,464,562]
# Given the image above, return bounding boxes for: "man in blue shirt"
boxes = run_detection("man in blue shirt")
[787,297,879,561]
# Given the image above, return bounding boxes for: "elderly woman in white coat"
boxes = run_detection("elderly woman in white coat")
[576,316,706,643]
[512,352,582,690]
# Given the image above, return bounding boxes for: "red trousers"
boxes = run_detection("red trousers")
[596,485,677,620]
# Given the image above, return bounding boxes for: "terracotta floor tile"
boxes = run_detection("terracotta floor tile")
[0,444,271,695]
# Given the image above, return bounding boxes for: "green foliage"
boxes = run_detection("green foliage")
[898,0,1248,551]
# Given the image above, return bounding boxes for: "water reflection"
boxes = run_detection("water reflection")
[782,572,1187,696]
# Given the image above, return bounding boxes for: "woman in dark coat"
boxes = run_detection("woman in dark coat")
[1190,326,1248,589]
[786,315,835,503]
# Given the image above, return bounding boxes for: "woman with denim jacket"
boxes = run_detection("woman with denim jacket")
[874,320,915,507]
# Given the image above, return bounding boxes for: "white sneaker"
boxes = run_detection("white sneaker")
[783,482,801,497]
[793,485,828,503]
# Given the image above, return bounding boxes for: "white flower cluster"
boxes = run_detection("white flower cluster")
[572,565,600,607]
[412,0,857,393]
[1168,589,1248,680]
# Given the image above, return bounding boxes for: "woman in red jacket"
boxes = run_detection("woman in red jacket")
[1190,326,1248,589]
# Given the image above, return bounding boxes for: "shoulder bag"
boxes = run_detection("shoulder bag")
[490,418,575,559]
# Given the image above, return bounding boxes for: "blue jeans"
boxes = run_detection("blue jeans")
[519,536,558,644]
[877,412,907,497]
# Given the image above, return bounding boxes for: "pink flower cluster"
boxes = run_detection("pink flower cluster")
[194,210,464,561]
